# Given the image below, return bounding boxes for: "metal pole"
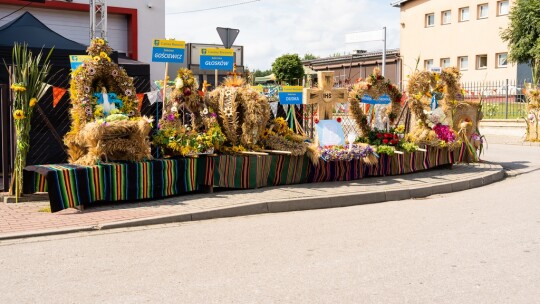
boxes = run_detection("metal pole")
[505,78,509,119]
[382,27,386,78]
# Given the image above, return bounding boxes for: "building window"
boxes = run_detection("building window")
[425,13,435,27]
[441,10,451,25]
[424,59,434,70]
[441,58,451,68]
[459,56,468,70]
[478,3,489,19]
[477,55,488,69]
[460,7,470,21]
[497,53,508,68]
[498,1,509,16]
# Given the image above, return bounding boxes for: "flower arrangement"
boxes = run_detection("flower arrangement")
[348,68,403,136]
[207,75,270,151]
[375,145,395,156]
[154,68,227,156]
[6,43,52,197]
[319,144,377,164]
[64,38,152,165]
[524,85,540,142]
[260,117,308,156]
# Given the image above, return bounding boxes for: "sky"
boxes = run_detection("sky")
[165,0,400,71]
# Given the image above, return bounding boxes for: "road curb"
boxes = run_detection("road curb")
[0,164,506,240]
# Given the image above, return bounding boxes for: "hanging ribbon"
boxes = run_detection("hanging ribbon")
[52,87,67,108]
[136,93,145,112]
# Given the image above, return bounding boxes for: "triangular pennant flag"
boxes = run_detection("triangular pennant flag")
[282,104,289,114]
[136,93,145,112]
[52,87,67,108]
[269,101,278,118]
[38,83,52,101]
[146,90,160,104]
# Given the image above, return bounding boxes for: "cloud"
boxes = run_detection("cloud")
[165,0,399,70]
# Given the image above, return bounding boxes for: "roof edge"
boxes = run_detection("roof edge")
[390,0,410,7]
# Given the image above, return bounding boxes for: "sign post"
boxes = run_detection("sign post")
[151,39,185,105]
[199,48,235,85]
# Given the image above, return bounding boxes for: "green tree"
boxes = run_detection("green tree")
[501,0,540,84]
[302,53,319,60]
[252,69,273,78]
[271,54,305,85]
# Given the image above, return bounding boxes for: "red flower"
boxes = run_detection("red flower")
[336,117,342,123]
[382,139,389,144]
[384,133,393,139]
[376,133,384,139]
[314,118,319,124]
[390,139,398,145]
[393,134,399,140]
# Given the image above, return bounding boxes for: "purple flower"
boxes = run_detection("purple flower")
[210,113,217,118]
[167,114,175,121]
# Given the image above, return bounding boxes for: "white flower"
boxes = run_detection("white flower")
[171,106,178,113]
[201,107,209,115]
[193,77,199,89]
[175,77,184,89]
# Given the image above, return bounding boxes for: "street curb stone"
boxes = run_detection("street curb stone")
[0,163,506,240]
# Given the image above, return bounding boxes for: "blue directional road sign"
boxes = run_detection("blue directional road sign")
[278,86,303,105]
[152,39,185,63]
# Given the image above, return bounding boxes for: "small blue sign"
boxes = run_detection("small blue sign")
[200,55,234,71]
[152,47,184,63]
[278,92,303,105]
[361,94,391,105]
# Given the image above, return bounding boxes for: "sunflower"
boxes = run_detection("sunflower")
[13,109,25,120]
[96,38,105,45]
[99,51,108,59]
[93,56,101,62]
[11,83,26,92]
[29,98,37,107]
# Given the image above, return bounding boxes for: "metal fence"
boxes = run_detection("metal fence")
[461,79,528,119]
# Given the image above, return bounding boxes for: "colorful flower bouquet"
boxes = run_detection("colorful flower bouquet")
[319,144,378,164]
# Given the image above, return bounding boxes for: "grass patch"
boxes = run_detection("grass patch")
[38,206,51,213]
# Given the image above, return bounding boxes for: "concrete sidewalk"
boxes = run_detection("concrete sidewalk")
[0,162,504,240]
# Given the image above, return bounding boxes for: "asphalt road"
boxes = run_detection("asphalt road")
[0,144,539,304]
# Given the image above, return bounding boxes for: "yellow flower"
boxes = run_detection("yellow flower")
[93,56,101,62]
[100,52,108,58]
[13,109,25,120]
[96,38,105,45]
[29,98,37,107]
[11,83,26,92]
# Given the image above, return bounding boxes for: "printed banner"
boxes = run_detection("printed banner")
[361,94,391,105]
[199,48,234,71]
[152,39,185,63]
[69,55,92,70]
[278,86,303,105]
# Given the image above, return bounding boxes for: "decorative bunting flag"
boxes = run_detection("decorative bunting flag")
[146,90,161,105]
[52,87,67,108]
[269,101,278,118]
[282,104,289,115]
[136,93,145,112]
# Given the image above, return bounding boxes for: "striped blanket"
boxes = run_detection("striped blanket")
[24,158,208,212]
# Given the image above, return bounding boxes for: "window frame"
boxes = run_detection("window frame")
[440,58,451,68]
[425,13,435,27]
[496,52,508,68]
[459,7,470,22]
[476,54,488,70]
[441,10,451,25]
[478,3,489,19]
[497,0,509,16]
[424,59,434,70]
[458,56,469,71]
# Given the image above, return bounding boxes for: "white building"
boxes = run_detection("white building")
[0,0,165,81]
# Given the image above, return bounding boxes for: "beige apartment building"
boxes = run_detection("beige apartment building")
[391,0,529,83]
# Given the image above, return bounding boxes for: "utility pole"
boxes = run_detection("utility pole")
[90,0,107,40]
